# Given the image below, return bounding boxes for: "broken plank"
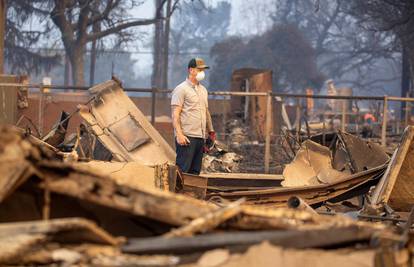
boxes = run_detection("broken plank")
[0,217,119,245]
[164,198,245,237]
[38,161,216,226]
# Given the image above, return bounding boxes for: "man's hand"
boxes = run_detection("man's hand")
[176,133,190,146]
[209,131,216,142]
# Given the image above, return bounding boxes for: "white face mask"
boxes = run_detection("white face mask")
[196,71,205,81]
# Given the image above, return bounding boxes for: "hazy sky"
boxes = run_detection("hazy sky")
[131,0,274,34]
[130,0,275,75]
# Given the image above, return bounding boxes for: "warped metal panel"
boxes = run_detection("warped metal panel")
[79,79,175,166]
[206,168,386,206]
[108,114,150,151]
[371,126,414,211]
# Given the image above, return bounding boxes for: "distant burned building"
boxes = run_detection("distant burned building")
[229,68,281,141]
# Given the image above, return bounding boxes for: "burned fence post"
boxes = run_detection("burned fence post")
[295,98,301,138]
[38,84,44,136]
[381,96,388,147]
[264,92,273,174]
[222,96,227,142]
[341,99,346,132]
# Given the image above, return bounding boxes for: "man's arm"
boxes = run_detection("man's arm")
[206,109,214,133]
[172,105,190,145]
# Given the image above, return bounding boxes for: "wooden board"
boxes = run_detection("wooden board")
[372,126,414,211]
[39,161,216,226]
[78,161,157,190]
[0,217,118,245]
[123,226,374,254]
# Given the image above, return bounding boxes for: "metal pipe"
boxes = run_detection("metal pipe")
[272,92,385,101]
[4,82,414,102]
[287,196,317,214]
[209,91,268,96]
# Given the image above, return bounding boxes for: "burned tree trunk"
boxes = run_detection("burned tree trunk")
[0,0,6,74]
[161,0,172,92]
[69,45,86,87]
[64,54,70,86]
[152,0,164,90]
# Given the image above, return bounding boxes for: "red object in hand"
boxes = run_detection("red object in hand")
[203,131,216,153]
[209,131,216,142]
[203,145,209,153]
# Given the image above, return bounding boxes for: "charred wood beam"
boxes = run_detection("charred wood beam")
[123,225,375,254]
[37,161,216,226]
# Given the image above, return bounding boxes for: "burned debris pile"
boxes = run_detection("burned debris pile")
[1,79,414,266]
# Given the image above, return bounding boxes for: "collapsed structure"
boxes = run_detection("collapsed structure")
[1,78,414,266]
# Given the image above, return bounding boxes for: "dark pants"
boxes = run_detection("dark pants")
[175,136,204,175]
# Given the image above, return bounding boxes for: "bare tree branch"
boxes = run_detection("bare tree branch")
[87,17,158,42]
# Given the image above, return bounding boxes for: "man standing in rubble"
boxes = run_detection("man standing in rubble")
[171,58,215,174]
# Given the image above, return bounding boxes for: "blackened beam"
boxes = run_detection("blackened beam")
[122,225,375,254]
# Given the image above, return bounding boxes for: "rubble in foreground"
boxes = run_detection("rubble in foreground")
[1,78,414,266]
